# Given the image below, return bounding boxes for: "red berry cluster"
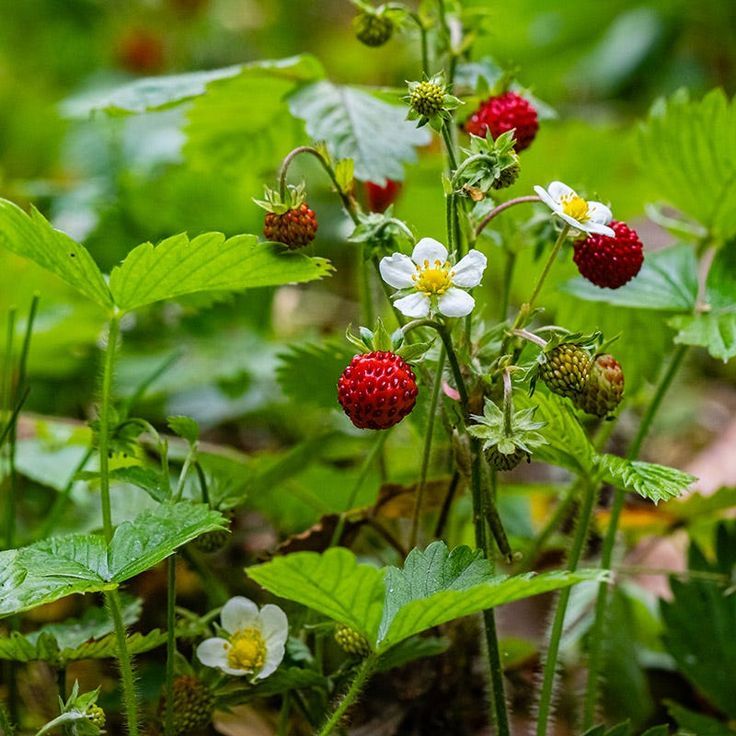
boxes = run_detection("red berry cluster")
[465,91,539,152]
[365,180,401,213]
[263,203,318,249]
[337,351,418,430]
[573,220,644,289]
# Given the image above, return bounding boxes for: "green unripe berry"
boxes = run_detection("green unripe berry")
[335,624,372,657]
[485,445,528,471]
[354,11,394,47]
[539,344,591,399]
[493,162,521,190]
[409,81,445,118]
[87,704,106,729]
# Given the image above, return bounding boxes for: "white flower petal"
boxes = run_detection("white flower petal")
[196,637,230,669]
[255,643,286,680]
[258,604,289,648]
[220,665,251,677]
[394,292,431,318]
[379,253,416,289]
[547,181,576,203]
[438,287,475,318]
[558,212,587,233]
[411,237,448,266]
[451,250,487,288]
[586,201,613,225]
[585,221,616,237]
[221,596,259,634]
[534,185,560,213]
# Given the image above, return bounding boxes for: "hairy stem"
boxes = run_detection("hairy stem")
[106,589,139,736]
[164,556,177,736]
[317,657,375,736]
[536,477,599,736]
[475,195,540,237]
[582,344,688,727]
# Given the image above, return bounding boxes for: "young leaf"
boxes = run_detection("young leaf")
[109,233,333,312]
[79,466,170,503]
[167,415,199,446]
[670,310,736,362]
[246,548,386,642]
[289,81,431,184]
[0,199,113,310]
[599,455,696,503]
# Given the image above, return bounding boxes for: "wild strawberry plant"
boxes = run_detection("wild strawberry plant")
[1,2,735,736]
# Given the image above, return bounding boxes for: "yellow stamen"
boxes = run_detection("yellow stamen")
[227,627,267,672]
[560,194,589,222]
[412,258,454,296]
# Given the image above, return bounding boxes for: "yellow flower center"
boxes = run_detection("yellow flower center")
[227,627,267,672]
[412,259,454,295]
[560,194,589,222]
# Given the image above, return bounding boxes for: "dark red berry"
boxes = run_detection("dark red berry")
[263,203,318,249]
[117,29,166,74]
[464,91,539,152]
[365,180,401,213]
[573,220,644,289]
[337,351,418,430]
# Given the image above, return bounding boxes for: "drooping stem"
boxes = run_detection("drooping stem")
[409,347,446,549]
[475,195,540,237]
[317,657,375,736]
[536,477,599,736]
[582,344,688,727]
[163,556,177,736]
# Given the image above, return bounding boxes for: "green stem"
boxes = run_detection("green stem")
[536,477,599,736]
[499,250,516,322]
[359,250,375,327]
[434,470,461,539]
[317,658,375,736]
[277,693,291,736]
[440,122,459,172]
[582,344,688,727]
[475,195,540,238]
[3,307,16,551]
[409,347,446,549]
[329,431,390,548]
[181,547,229,607]
[106,589,140,736]
[372,258,406,330]
[99,316,120,542]
[164,556,177,736]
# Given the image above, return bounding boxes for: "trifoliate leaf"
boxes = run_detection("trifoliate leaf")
[167,416,199,446]
[598,455,696,504]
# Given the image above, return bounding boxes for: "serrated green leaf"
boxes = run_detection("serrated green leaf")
[599,455,696,503]
[167,415,199,445]
[79,466,169,503]
[289,81,431,183]
[639,89,736,239]
[109,233,333,312]
[0,503,224,617]
[276,340,356,409]
[671,310,736,361]
[562,244,697,312]
[0,199,113,310]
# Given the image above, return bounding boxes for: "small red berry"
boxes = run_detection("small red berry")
[573,220,644,289]
[116,29,166,74]
[464,91,539,152]
[365,180,401,213]
[337,351,418,430]
[263,203,318,249]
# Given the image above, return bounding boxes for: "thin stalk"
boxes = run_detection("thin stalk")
[277,693,291,736]
[372,258,406,330]
[582,344,688,727]
[163,556,177,736]
[329,431,390,548]
[434,470,461,538]
[407,12,430,75]
[3,308,16,550]
[499,250,516,322]
[409,347,446,548]
[181,547,229,608]
[536,478,599,736]
[475,195,540,237]
[106,589,139,736]
[359,251,375,327]
[440,122,459,172]
[317,657,375,736]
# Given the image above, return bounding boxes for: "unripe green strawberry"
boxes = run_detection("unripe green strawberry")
[576,354,624,417]
[492,161,520,190]
[335,624,372,657]
[354,11,393,47]
[409,81,445,118]
[158,675,214,735]
[539,344,591,399]
[194,510,233,553]
[87,704,106,729]
[485,445,528,471]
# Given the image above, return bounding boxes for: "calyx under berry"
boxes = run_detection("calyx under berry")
[453,130,521,197]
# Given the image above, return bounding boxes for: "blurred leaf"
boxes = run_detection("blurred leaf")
[289,81,431,183]
[0,503,224,617]
[599,455,695,504]
[671,310,736,361]
[83,466,169,503]
[167,415,199,446]
[374,635,449,672]
[640,89,736,239]
[109,232,333,312]
[561,245,698,312]
[661,523,736,719]
[276,340,355,409]
[218,667,326,706]
[666,702,736,735]
[0,199,112,310]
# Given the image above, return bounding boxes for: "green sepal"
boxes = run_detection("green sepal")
[253,182,307,215]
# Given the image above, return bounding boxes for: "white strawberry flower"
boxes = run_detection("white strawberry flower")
[379,237,487,318]
[196,596,288,680]
[534,181,614,237]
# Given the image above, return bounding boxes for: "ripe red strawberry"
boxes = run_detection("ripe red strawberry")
[365,180,401,212]
[263,203,318,249]
[464,91,539,152]
[117,29,166,74]
[573,220,644,289]
[337,351,418,430]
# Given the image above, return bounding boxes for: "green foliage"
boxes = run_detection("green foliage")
[640,89,736,240]
[661,522,736,719]
[582,725,669,736]
[289,81,431,183]
[667,702,736,735]
[167,416,200,446]
[0,503,224,617]
[247,541,604,652]
[109,232,332,313]
[598,455,696,504]
[374,635,449,672]
[218,667,326,707]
